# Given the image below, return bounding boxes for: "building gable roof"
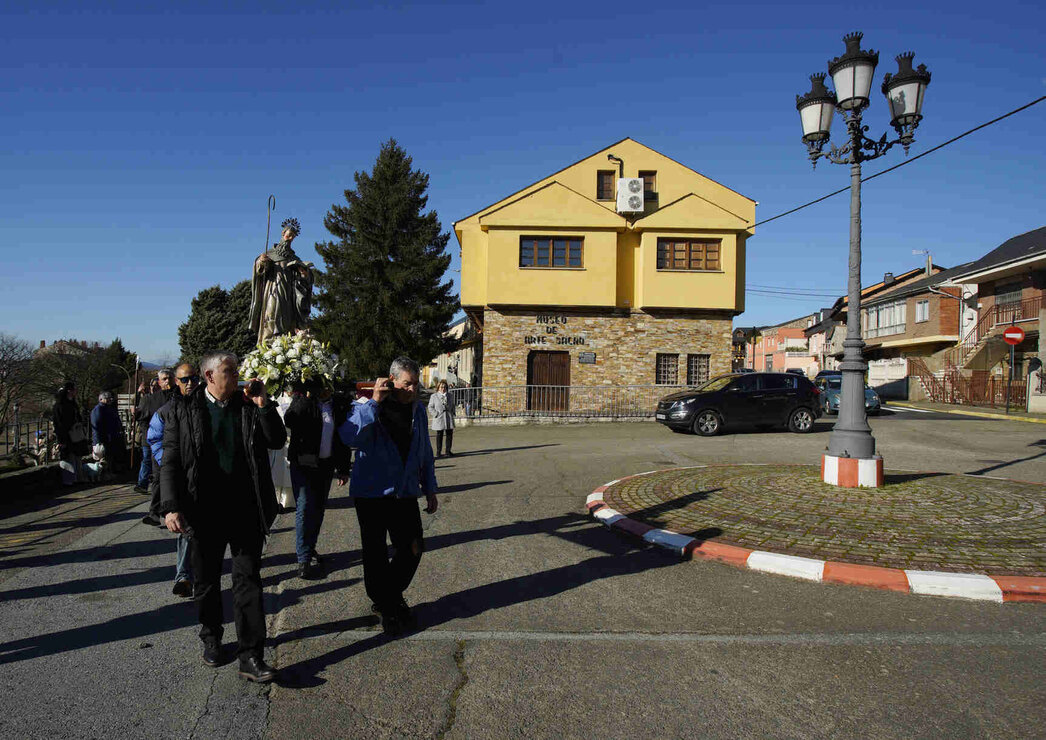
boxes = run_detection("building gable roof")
[632,192,749,231]
[455,137,756,227]
[477,181,627,230]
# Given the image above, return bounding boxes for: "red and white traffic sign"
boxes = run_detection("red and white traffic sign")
[1003,326,1025,345]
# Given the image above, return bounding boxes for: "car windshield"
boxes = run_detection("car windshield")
[696,375,734,392]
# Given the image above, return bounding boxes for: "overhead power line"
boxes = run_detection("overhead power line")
[750,95,1046,230]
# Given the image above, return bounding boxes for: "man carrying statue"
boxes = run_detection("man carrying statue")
[249,217,314,344]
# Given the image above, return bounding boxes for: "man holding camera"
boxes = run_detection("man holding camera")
[338,356,438,636]
[160,351,286,683]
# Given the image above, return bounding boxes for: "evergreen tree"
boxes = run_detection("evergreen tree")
[313,139,458,378]
[177,280,256,364]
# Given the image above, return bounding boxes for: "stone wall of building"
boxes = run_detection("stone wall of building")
[481,308,733,387]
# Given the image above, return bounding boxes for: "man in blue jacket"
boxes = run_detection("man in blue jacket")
[339,356,438,636]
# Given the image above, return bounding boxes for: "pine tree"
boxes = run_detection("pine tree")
[313,139,458,379]
[177,280,256,364]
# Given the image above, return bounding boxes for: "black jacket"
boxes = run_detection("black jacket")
[52,393,88,455]
[159,390,287,534]
[135,388,175,443]
[283,393,352,476]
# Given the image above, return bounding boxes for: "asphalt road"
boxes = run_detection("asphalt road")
[1,415,1044,739]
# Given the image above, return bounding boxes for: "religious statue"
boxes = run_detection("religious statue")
[249,217,315,345]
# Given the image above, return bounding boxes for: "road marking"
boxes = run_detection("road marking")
[889,406,932,414]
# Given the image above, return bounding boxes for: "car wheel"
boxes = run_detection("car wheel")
[788,407,815,434]
[692,410,722,437]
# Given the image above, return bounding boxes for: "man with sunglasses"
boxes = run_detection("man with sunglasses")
[147,363,202,596]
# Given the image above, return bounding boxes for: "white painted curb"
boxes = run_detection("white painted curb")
[592,507,625,527]
[905,571,1004,602]
[747,552,826,582]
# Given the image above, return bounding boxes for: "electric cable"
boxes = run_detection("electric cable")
[749,95,1046,230]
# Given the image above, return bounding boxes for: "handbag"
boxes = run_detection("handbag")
[69,421,89,445]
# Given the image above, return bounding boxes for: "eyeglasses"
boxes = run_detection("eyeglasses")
[176,375,200,385]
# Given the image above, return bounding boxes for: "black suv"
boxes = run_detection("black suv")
[655,372,823,436]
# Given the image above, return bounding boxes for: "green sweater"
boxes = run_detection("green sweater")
[205,397,248,484]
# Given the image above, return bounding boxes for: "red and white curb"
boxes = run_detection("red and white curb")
[586,470,1046,604]
[821,454,884,488]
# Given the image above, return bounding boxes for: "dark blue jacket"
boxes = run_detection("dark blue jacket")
[90,403,123,446]
[338,399,437,498]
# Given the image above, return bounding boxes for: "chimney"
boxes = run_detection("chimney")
[925,252,932,277]
[884,272,895,285]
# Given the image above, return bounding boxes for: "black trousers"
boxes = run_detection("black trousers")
[354,497,423,611]
[191,517,265,658]
[435,429,453,455]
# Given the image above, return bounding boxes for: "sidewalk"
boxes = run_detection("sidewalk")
[888,399,1046,424]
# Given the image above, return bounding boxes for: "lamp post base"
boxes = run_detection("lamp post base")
[822,453,884,488]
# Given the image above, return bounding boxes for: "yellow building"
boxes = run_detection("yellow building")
[454,138,755,399]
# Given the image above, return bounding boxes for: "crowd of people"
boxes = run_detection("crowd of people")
[87,352,450,684]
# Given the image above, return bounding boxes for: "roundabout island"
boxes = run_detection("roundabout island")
[586,464,1046,603]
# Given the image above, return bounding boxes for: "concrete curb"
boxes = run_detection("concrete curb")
[585,469,1046,604]
[889,401,1046,425]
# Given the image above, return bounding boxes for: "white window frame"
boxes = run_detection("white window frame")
[915,299,930,323]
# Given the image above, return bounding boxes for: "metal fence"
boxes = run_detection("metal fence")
[1,409,136,466]
[448,385,691,419]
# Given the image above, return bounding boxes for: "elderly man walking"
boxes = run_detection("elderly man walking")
[160,351,286,682]
[338,356,438,636]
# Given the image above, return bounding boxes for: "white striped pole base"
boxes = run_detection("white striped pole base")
[821,454,884,488]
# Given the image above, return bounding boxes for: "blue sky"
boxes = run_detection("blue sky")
[4,0,1043,363]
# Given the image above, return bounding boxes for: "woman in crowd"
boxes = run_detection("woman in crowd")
[428,379,456,458]
[90,390,125,472]
[52,381,88,485]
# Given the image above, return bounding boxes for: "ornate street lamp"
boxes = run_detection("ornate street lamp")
[795,32,931,488]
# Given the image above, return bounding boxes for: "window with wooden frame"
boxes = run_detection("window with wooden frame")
[596,170,615,200]
[686,354,710,386]
[656,238,721,271]
[638,170,657,200]
[519,237,584,268]
[655,353,678,385]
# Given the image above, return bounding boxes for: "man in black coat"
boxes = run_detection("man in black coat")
[160,350,286,683]
[283,380,352,579]
[136,368,175,520]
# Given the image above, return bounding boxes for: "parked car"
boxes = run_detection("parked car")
[814,375,882,415]
[735,367,756,373]
[785,368,807,376]
[814,369,842,380]
[655,372,823,436]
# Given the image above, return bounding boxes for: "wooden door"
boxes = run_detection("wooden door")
[527,351,570,412]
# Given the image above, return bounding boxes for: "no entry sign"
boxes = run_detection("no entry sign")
[1003,326,1025,345]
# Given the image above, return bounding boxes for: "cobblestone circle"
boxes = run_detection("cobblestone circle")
[602,465,1046,576]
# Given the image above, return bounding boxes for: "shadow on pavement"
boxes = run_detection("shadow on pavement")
[884,472,948,484]
[0,509,143,537]
[965,439,1046,476]
[445,444,559,457]
[0,563,174,602]
[274,512,673,688]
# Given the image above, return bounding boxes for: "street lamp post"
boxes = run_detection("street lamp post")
[796,32,931,487]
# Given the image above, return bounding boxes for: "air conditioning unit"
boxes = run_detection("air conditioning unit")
[616,178,644,213]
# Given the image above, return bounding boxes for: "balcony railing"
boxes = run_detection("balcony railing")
[944,294,1043,369]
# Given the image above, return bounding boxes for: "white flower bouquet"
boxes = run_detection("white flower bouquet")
[240,332,342,396]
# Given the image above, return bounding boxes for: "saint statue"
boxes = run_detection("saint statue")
[249,217,315,345]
